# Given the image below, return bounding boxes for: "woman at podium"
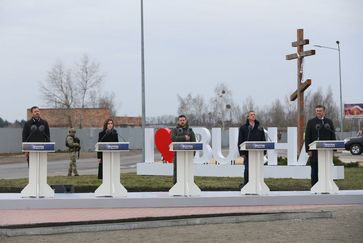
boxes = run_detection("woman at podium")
[97,118,119,179]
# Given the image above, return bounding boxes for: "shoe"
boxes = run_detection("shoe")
[74,174,79,176]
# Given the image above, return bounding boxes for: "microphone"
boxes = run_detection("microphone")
[39,125,50,141]
[315,124,321,140]
[25,125,38,142]
[324,123,336,135]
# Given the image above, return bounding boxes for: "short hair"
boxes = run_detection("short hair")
[247,110,255,118]
[315,105,326,110]
[178,115,187,119]
[30,106,39,112]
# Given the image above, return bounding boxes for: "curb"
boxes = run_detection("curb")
[0,210,333,237]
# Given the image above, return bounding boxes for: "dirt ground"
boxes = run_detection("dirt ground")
[1,205,362,243]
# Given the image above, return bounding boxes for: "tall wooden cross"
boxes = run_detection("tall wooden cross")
[286,29,315,152]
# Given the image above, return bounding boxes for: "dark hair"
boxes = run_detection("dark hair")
[103,118,114,130]
[315,105,326,110]
[178,115,187,119]
[30,106,39,112]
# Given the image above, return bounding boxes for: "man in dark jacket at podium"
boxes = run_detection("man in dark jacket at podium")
[305,105,336,186]
[171,115,196,185]
[22,106,50,166]
[237,111,266,188]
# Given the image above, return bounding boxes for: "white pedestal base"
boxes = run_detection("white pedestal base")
[241,151,270,195]
[311,150,339,194]
[169,151,201,197]
[21,152,54,198]
[95,152,127,197]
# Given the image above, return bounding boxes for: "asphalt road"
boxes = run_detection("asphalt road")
[0,151,163,179]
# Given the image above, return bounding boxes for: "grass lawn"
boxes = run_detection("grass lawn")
[0,167,362,193]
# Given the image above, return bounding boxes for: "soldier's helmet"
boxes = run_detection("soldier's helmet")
[69,128,76,134]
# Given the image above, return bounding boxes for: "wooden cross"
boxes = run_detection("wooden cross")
[286,29,315,152]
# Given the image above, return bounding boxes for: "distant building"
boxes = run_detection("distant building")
[26,108,141,128]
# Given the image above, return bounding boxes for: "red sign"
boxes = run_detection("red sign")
[155,128,174,163]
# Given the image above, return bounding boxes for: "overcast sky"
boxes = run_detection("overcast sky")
[0,0,362,122]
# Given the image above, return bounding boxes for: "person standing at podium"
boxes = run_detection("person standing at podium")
[237,110,266,188]
[171,115,196,185]
[305,105,336,186]
[97,118,119,179]
[22,106,50,166]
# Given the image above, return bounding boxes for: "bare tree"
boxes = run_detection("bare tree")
[73,54,103,108]
[41,61,75,109]
[98,91,117,116]
[177,94,208,126]
[40,55,112,127]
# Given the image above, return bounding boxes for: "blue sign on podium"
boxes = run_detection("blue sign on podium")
[96,142,129,151]
[241,141,275,150]
[22,142,55,152]
[170,142,203,151]
[309,140,345,150]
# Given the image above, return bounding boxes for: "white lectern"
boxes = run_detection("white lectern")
[95,142,129,197]
[309,140,345,194]
[21,142,55,198]
[240,141,275,195]
[169,142,203,197]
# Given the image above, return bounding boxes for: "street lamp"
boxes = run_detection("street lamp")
[140,0,146,162]
[314,41,344,136]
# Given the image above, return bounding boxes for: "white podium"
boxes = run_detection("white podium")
[169,142,203,197]
[240,141,275,195]
[309,140,345,194]
[94,142,129,197]
[21,142,55,198]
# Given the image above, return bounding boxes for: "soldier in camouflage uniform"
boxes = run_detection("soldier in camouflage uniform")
[66,128,80,176]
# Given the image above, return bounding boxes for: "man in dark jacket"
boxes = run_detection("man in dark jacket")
[22,106,50,143]
[171,115,196,184]
[22,106,50,166]
[237,111,266,187]
[305,105,336,186]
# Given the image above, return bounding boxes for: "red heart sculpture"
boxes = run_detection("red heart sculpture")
[155,128,174,163]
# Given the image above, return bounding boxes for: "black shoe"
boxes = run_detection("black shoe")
[74,174,79,176]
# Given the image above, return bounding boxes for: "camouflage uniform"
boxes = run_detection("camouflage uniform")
[66,128,80,176]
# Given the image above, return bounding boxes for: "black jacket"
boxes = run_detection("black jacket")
[305,117,336,152]
[171,124,196,142]
[237,119,266,156]
[97,129,119,159]
[22,118,50,142]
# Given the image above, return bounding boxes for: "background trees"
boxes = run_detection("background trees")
[39,54,116,127]
[174,83,343,131]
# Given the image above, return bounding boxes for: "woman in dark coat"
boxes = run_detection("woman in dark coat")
[97,118,119,179]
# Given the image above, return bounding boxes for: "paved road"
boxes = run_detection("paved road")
[0,152,162,179]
